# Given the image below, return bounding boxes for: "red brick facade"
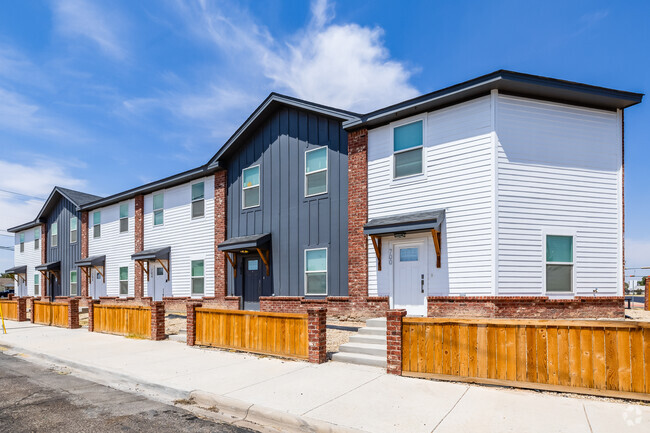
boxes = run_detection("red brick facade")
[67,298,80,329]
[134,194,144,299]
[87,298,98,332]
[427,296,625,319]
[214,170,228,300]
[259,295,389,320]
[40,223,47,298]
[162,296,240,313]
[307,307,327,364]
[386,309,407,375]
[186,302,201,346]
[16,297,28,322]
[347,128,369,301]
[80,211,89,297]
[150,301,166,340]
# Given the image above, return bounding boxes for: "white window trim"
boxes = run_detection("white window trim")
[119,266,129,297]
[70,270,78,296]
[34,274,40,295]
[70,217,78,244]
[390,116,427,182]
[542,228,576,297]
[305,147,328,198]
[93,211,101,239]
[191,181,206,220]
[19,233,24,253]
[242,165,261,210]
[119,202,129,234]
[304,247,328,296]
[190,258,205,297]
[51,222,58,247]
[153,192,165,227]
[34,228,40,250]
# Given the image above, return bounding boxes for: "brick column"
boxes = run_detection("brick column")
[80,212,89,297]
[307,307,327,364]
[214,170,228,300]
[386,309,407,375]
[87,298,97,332]
[645,277,649,311]
[16,297,27,322]
[134,195,144,299]
[150,301,165,340]
[348,129,368,301]
[186,302,202,346]
[67,298,80,329]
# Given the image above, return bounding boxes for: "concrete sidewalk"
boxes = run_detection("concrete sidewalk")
[1,321,648,433]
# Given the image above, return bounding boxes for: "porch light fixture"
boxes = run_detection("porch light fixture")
[394,233,406,238]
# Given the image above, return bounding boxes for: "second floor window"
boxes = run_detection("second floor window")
[305,147,328,197]
[191,182,205,219]
[19,233,24,252]
[70,217,78,244]
[93,212,101,238]
[51,222,58,247]
[242,166,260,209]
[120,203,129,233]
[34,227,40,250]
[34,274,40,295]
[393,120,423,179]
[153,193,164,226]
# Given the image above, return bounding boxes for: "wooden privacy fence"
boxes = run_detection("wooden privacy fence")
[393,315,650,401]
[32,299,78,328]
[187,305,327,363]
[88,301,165,340]
[0,299,18,320]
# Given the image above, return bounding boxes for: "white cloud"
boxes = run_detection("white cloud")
[177,0,419,112]
[51,0,128,60]
[625,238,650,270]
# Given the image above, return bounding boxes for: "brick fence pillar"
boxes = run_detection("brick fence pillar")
[214,170,228,300]
[307,307,327,364]
[87,298,97,332]
[30,298,37,323]
[348,129,369,302]
[386,309,407,375]
[186,302,202,346]
[150,301,165,340]
[645,277,650,311]
[134,195,144,299]
[16,297,27,322]
[67,298,80,329]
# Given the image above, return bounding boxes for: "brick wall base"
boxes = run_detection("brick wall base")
[260,296,390,320]
[427,296,625,319]
[162,296,241,313]
[386,309,407,375]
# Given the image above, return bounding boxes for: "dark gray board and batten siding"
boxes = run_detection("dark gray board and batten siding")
[226,107,349,298]
[46,197,82,298]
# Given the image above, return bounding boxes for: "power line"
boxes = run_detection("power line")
[0,188,46,201]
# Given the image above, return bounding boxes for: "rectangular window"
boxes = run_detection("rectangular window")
[393,120,423,178]
[34,227,40,250]
[70,271,78,296]
[51,222,58,247]
[93,211,101,238]
[305,248,327,295]
[119,267,128,295]
[191,260,204,295]
[70,217,78,244]
[400,247,419,262]
[34,274,40,295]
[242,166,260,209]
[305,147,328,197]
[120,203,129,233]
[20,233,24,252]
[546,235,573,293]
[153,193,164,226]
[191,182,205,219]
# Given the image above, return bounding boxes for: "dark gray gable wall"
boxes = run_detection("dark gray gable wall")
[226,107,349,297]
[47,195,82,298]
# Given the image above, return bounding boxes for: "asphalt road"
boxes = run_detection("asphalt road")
[0,353,255,433]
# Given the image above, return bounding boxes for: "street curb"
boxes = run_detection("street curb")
[190,390,366,433]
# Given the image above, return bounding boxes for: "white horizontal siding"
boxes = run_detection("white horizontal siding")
[13,228,41,296]
[368,96,494,297]
[495,95,622,296]
[88,200,135,297]
[143,176,214,298]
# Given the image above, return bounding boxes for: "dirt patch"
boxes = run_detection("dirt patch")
[626,308,650,322]
[79,312,88,327]
[166,314,187,335]
[326,320,365,354]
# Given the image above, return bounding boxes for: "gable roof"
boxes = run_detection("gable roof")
[207,92,360,169]
[343,70,644,130]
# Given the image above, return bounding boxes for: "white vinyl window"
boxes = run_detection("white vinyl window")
[153,193,164,226]
[305,147,328,197]
[242,165,260,209]
[93,211,101,238]
[305,248,327,295]
[120,203,129,233]
[34,227,40,250]
[119,267,128,295]
[393,120,423,179]
[51,222,58,247]
[70,270,78,296]
[19,233,24,253]
[70,217,78,244]
[191,182,205,219]
[34,274,40,295]
[191,260,204,295]
[546,235,574,293]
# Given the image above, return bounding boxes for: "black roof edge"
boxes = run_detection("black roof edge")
[207,93,361,168]
[344,69,644,130]
[7,219,42,233]
[81,163,220,211]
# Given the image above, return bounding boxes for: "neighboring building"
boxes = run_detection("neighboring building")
[5,221,41,297]
[0,277,15,293]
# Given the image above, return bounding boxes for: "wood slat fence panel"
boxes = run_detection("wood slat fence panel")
[195,308,309,360]
[402,318,650,400]
[93,305,151,339]
[0,300,18,320]
[33,301,54,326]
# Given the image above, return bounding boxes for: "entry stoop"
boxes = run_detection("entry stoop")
[331,317,387,368]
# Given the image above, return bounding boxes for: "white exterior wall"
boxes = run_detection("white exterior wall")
[88,199,136,297]
[13,228,41,296]
[143,176,214,298]
[367,96,495,298]
[495,94,622,296]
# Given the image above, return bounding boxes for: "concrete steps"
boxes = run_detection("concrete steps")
[331,317,387,368]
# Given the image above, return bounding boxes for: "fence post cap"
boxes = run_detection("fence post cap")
[386,309,407,318]
[307,306,327,313]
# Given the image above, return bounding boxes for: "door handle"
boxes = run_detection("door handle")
[421,274,425,293]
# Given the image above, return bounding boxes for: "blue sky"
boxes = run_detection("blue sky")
[0,0,648,276]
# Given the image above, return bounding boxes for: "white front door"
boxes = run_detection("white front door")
[393,243,427,316]
[149,265,167,301]
[90,268,106,299]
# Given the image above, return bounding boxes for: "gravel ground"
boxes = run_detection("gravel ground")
[326,320,365,355]
[166,314,187,335]
[625,308,650,321]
